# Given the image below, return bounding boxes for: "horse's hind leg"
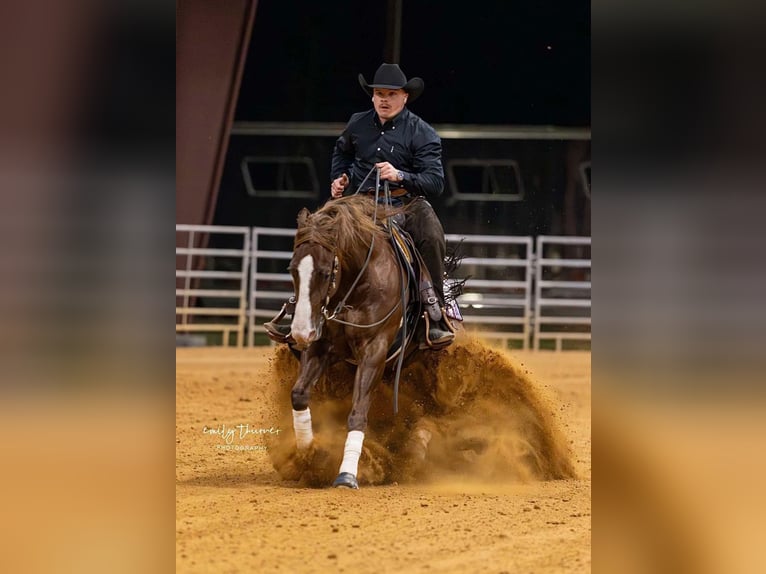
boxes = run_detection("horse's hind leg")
[333,345,387,490]
[291,346,330,450]
[407,420,436,463]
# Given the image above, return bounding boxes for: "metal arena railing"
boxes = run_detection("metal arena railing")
[176,224,590,350]
[534,236,592,350]
[176,225,251,346]
[445,234,534,349]
[248,227,297,347]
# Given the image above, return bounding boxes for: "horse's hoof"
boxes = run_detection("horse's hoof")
[332,472,359,489]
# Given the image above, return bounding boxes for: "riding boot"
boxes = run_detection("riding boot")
[420,280,455,349]
[263,297,296,343]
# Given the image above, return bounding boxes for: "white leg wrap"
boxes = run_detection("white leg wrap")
[412,428,432,461]
[338,430,365,476]
[292,408,313,450]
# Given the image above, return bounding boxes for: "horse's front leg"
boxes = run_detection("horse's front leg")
[333,339,388,490]
[291,342,330,451]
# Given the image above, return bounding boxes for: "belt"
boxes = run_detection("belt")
[362,187,410,198]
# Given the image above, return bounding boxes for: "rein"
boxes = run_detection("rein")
[322,166,396,327]
[318,166,408,415]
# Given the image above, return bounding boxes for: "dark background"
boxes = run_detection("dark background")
[235,1,590,125]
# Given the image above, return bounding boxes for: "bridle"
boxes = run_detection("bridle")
[318,254,340,321]
[318,246,402,329]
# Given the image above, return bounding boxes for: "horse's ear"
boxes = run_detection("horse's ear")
[297,208,311,228]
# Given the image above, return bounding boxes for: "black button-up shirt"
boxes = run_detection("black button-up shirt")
[331,108,444,199]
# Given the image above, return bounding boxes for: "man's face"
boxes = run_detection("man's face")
[372,88,408,122]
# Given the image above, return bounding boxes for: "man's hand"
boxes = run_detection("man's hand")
[375,162,402,183]
[331,173,349,199]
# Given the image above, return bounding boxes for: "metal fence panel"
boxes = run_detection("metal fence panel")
[249,227,297,346]
[176,225,591,350]
[176,225,250,346]
[446,233,534,349]
[533,236,592,350]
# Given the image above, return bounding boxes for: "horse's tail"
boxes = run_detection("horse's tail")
[444,239,468,303]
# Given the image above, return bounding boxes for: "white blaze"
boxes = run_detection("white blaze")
[291,254,314,340]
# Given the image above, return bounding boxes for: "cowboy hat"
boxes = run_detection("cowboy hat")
[358,63,424,103]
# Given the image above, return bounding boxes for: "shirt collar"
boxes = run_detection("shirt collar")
[374,107,409,130]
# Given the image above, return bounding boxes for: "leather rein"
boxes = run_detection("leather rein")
[314,166,410,415]
[320,166,403,329]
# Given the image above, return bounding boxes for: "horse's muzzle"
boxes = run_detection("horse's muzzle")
[290,332,315,350]
[290,340,309,352]
[290,322,322,350]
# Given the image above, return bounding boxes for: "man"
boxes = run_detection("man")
[265,63,454,347]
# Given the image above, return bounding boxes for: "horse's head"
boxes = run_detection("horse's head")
[288,218,340,349]
[287,198,388,349]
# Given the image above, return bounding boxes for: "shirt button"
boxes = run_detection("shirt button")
[381,132,384,135]
[377,147,380,151]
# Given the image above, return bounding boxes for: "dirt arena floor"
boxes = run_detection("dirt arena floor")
[176,336,591,573]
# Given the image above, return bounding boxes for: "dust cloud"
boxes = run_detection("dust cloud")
[266,335,576,487]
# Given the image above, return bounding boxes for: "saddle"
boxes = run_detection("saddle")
[383,221,460,360]
[380,224,422,363]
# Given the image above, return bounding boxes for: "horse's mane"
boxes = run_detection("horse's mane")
[294,195,397,271]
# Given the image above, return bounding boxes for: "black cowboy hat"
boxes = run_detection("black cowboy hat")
[358,63,424,103]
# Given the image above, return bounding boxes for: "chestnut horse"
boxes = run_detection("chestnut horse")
[286,195,415,489]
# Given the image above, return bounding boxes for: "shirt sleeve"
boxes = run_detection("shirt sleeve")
[405,124,445,199]
[331,118,355,182]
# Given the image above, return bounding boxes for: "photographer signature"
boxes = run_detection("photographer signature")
[202,424,281,445]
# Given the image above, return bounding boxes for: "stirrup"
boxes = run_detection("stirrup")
[420,309,456,350]
[263,297,295,344]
